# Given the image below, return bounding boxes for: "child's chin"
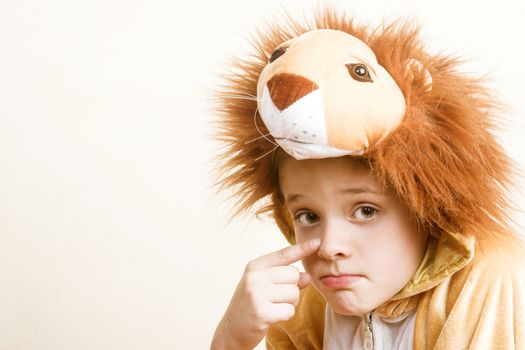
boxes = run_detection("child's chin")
[324,290,376,316]
[330,303,373,316]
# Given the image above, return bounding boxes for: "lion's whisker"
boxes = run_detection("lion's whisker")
[251,118,304,163]
[245,121,297,145]
[252,105,279,147]
[253,143,280,163]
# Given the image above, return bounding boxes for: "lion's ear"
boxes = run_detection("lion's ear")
[405,58,432,92]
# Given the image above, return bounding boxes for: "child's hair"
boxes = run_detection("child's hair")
[214,6,517,244]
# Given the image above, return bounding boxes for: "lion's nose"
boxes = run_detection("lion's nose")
[267,73,319,110]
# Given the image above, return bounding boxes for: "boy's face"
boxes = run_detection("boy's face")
[279,157,427,316]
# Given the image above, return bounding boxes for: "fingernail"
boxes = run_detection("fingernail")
[310,238,321,248]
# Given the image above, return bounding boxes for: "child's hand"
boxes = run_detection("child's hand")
[211,238,321,350]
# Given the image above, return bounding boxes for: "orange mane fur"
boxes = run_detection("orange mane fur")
[213,7,517,243]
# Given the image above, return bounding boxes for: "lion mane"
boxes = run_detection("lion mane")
[213,6,517,243]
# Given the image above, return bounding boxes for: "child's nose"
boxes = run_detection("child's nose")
[316,223,352,260]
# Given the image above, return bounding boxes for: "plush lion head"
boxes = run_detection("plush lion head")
[213,7,516,243]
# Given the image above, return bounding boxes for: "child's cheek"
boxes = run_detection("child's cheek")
[301,255,318,275]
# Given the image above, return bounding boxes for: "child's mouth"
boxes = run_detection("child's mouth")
[320,274,365,288]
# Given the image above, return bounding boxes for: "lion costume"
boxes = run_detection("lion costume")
[214,6,525,350]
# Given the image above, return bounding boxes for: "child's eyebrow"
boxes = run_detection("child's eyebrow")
[285,186,384,204]
[339,186,383,196]
[285,194,303,204]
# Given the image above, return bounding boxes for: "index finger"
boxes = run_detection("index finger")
[251,238,321,269]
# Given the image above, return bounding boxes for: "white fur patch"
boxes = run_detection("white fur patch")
[259,85,363,159]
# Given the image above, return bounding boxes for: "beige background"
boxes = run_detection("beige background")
[1,0,524,349]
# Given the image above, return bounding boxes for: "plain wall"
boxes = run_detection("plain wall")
[1,0,524,349]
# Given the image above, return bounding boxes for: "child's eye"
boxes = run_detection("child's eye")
[295,211,319,226]
[353,206,377,220]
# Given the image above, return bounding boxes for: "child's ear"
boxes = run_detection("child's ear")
[405,58,432,92]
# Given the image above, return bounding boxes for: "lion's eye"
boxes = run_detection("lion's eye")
[269,46,287,63]
[346,63,373,83]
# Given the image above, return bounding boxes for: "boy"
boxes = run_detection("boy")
[211,7,525,350]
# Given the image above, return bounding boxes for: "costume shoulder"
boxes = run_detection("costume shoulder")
[414,235,525,350]
[266,284,326,350]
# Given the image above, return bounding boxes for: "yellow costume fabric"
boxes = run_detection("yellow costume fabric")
[266,232,525,349]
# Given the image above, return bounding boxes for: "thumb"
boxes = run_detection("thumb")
[298,272,312,290]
